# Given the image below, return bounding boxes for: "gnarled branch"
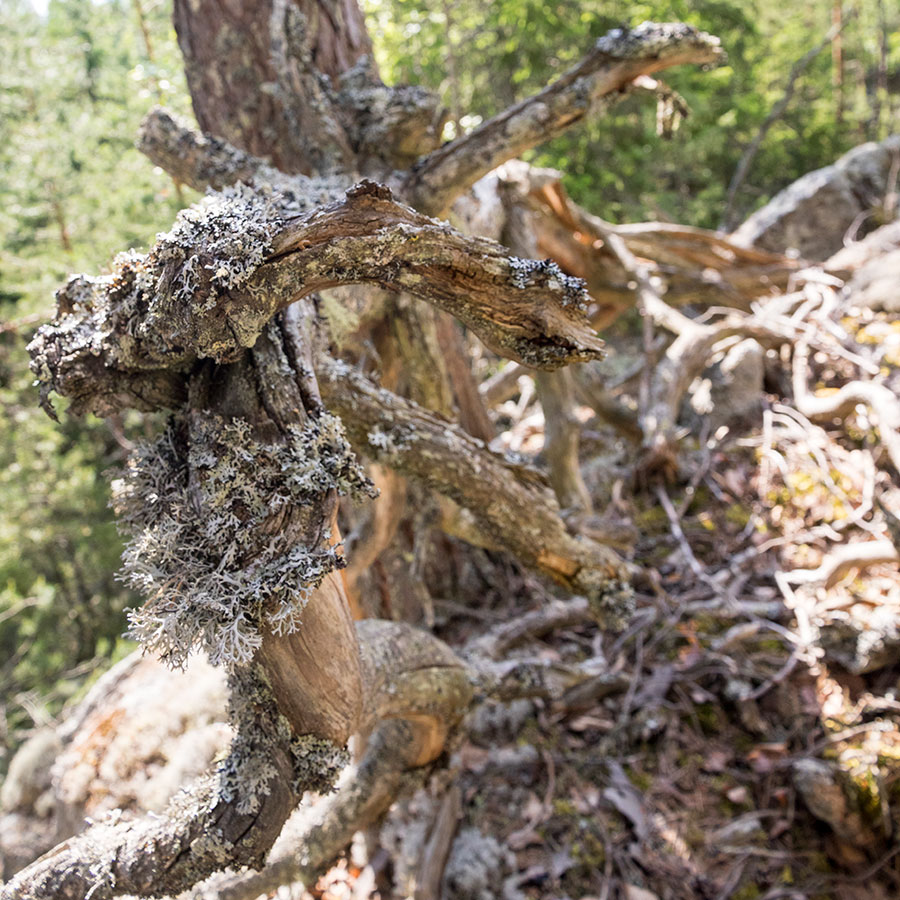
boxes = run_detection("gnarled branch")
[402,22,723,216]
[29,181,603,417]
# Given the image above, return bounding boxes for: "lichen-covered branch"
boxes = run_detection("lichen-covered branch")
[138,115,798,328]
[186,619,474,900]
[188,720,426,900]
[0,665,325,900]
[403,22,723,216]
[317,355,633,618]
[181,619,608,900]
[29,181,603,417]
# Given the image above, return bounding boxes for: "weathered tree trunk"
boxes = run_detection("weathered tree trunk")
[173,0,370,174]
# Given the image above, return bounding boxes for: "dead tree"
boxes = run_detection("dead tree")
[3,9,721,897]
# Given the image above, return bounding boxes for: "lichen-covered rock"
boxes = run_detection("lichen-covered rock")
[53,653,230,836]
[442,827,516,900]
[792,758,880,849]
[0,651,230,878]
[0,729,63,878]
[733,135,900,260]
[0,728,61,814]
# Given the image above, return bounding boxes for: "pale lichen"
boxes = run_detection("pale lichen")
[506,256,589,311]
[114,411,374,669]
[289,734,349,796]
[583,576,635,629]
[216,666,347,817]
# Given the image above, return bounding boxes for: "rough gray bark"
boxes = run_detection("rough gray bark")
[172,0,367,174]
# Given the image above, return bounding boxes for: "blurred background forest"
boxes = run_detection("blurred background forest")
[0,0,898,767]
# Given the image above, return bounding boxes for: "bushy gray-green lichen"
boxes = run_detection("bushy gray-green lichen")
[215,666,283,816]
[289,734,350,796]
[114,411,374,669]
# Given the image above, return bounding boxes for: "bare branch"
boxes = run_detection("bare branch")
[784,539,899,588]
[792,340,900,476]
[467,596,593,660]
[317,355,633,619]
[403,22,723,216]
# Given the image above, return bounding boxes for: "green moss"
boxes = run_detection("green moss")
[571,833,606,867]
[725,503,751,528]
[626,767,653,792]
[553,798,578,817]
[695,703,722,734]
[635,505,669,533]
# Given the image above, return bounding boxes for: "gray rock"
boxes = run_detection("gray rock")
[0,728,61,814]
[792,759,877,847]
[844,248,900,312]
[826,219,900,312]
[688,339,764,430]
[817,602,900,674]
[733,135,900,261]
[443,827,515,900]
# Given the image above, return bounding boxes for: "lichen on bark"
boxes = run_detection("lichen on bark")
[113,408,373,669]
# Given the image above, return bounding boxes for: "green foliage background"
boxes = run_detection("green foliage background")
[0,0,194,758]
[0,0,897,763]
[365,0,899,226]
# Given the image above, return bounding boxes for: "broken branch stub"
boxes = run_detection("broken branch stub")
[29,181,603,416]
